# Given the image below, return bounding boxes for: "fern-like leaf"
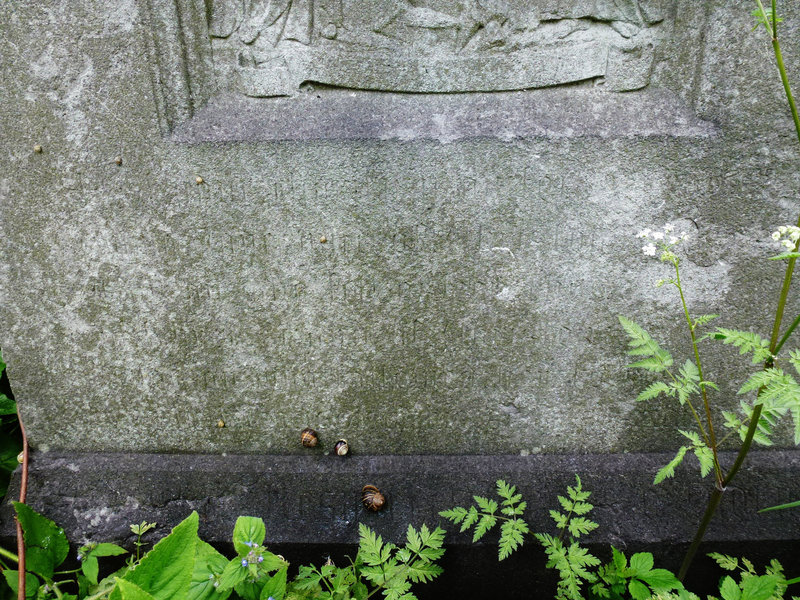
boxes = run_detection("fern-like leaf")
[637,381,671,402]
[654,446,688,484]
[714,328,773,364]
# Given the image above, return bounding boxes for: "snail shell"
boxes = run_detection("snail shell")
[300,427,319,447]
[334,439,349,456]
[362,485,385,511]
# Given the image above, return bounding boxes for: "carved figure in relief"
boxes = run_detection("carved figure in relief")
[207,0,673,95]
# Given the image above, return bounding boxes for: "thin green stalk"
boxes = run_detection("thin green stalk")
[677,486,724,581]
[674,262,724,485]
[774,310,800,356]
[679,1,800,580]
[0,546,18,563]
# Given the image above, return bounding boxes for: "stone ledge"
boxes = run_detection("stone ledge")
[171,88,718,143]
[2,451,798,547]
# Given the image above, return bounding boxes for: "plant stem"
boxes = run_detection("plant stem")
[15,404,28,600]
[677,485,724,581]
[679,2,800,580]
[674,262,724,485]
[774,311,800,356]
[677,410,762,580]
[0,546,18,563]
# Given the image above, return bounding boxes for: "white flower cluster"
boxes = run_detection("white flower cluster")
[636,223,689,257]
[772,225,800,251]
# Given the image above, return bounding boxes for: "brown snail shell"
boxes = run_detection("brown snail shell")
[300,427,319,447]
[334,439,349,456]
[362,485,385,512]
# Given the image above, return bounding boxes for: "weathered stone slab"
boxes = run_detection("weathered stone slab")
[1,0,800,457]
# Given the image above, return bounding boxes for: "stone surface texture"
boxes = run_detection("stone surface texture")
[1,0,800,456]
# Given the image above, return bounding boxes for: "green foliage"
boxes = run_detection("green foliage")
[79,542,127,585]
[712,329,773,365]
[654,431,715,485]
[2,506,443,600]
[591,548,683,600]
[0,349,22,500]
[619,316,674,373]
[13,502,70,579]
[440,479,530,560]
[290,522,445,600]
[707,553,788,600]
[724,354,800,446]
[533,476,603,600]
[121,512,198,600]
[752,4,783,32]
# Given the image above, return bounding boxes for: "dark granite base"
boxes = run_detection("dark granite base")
[2,451,800,598]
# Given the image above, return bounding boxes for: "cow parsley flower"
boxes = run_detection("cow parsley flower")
[642,243,657,256]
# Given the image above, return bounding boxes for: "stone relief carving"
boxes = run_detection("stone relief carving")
[207,0,674,96]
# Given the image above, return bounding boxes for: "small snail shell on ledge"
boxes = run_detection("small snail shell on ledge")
[362,485,386,511]
[300,427,319,447]
[334,439,349,456]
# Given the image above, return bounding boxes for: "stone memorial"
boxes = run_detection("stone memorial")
[1,0,800,595]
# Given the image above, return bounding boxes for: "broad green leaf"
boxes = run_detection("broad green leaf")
[740,575,780,600]
[83,543,128,585]
[260,567,287,600]
[720,576,742,600]
[123,512,199,600]
[234,579,261,600]
[629,552,654,575]
[189,540,232,600]
[13,502,70,579]
[629,579,652,600]
[640,568,681,591]
[233,516,266,555]
[218,558,250,590]
[0,394,16,415]
[115,579,158,600]
[2,570,39,599]
[93,542,128,557]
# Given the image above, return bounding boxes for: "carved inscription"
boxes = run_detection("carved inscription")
[207,0,674,95]
[65,169,595,401]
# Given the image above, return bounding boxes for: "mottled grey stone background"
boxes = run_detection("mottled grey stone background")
[1,0,800,456]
